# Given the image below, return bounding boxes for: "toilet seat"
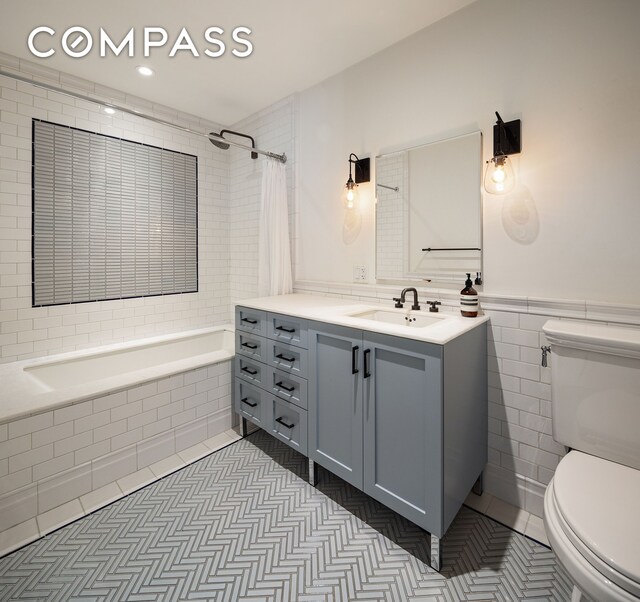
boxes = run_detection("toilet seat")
[545,451,640,601]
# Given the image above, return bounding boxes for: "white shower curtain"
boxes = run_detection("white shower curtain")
[258,158,292,297]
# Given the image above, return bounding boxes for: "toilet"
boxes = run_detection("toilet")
[543,320,640,602]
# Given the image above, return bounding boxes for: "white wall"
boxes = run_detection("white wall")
[296,0,640,303]
[0,54,230,363]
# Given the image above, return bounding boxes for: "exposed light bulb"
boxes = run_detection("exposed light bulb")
[342,178,359,209]
[484,155,515,195]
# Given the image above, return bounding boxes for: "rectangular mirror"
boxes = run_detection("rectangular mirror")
[375,131,482,283]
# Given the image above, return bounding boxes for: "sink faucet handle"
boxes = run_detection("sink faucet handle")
[427,300,441,313]
[393,297,404,308]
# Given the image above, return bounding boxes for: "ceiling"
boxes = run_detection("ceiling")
[0,0,475,125]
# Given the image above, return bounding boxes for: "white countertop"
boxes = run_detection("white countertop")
[235,293,488,345]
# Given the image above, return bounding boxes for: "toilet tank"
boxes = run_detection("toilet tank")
[543,320,640,471]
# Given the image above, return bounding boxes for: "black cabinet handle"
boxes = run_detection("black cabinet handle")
[275,417,295,429]
[364,349,371,379]
[241,366,258,375]
[241,342,258,350]
[275,325,296,333]
[352,345,359,375]
[241,317,258,324]
[275,353,296,363]
[275,381,295,392]
[241,397,258,408]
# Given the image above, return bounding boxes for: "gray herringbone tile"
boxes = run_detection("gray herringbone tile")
[0,430,571,601]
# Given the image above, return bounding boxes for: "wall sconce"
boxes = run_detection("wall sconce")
[342,153,370,209]
[484,111,521,195]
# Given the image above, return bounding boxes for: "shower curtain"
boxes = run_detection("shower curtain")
[258,158,292,297]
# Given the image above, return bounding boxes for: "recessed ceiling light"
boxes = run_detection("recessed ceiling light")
[103,107,116,115]
[136,65,154,77]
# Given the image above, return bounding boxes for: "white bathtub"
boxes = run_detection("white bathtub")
[0,325,235,423]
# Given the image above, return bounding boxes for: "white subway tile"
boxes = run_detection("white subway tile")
[519,444,560,471]
[32,452,75,481]
[54,401,93,425]
[502,391,540,414]
[502,359,540,382]
[93,419,127,443]
[74,410,111,434]
[0,466,32,495]
[93,391,128,413]
[75,440,111,465]
[54,432,92,457]
[0,434,31,460]
[37,464,91,514]
[111,428,142,451]
[111,400,142,422]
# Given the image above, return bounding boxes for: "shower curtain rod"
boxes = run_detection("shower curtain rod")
[0,69,287,164]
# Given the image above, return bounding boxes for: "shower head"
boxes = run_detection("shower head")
[208,129,258,159]
[208,132,230,150]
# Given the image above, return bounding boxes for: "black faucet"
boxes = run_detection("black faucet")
[394,287,420,310]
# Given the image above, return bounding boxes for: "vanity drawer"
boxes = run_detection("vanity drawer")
[235,355,265,388]
[236,331,267,362]
[267,396,308,456]
[234,379,265,427]
[267,340,308,379]
[267,313,308,348]
[266,366,308,410]
[236,306,268,337]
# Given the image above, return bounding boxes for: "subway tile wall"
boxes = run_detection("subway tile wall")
[375,152,406,279]
[0,57,230,363]
[0,361,232,533]
[228,96,296,308]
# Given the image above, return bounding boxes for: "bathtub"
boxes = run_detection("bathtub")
[0,325,236,544]
[0,325,235,423]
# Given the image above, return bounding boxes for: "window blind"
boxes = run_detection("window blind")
[32,120,198,307]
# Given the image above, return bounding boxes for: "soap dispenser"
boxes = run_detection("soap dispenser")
[460,273,479,317]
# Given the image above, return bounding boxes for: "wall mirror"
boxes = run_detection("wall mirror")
[375,131,482,283]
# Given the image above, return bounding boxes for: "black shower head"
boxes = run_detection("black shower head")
[208,129,258,159]
[208,131,230,150]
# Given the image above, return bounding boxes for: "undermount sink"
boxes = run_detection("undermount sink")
[347,309,446,328]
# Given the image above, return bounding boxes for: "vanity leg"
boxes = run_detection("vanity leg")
[430,534,442,572]
[472,471,484,496]
[308,459,318,486]
[240,417,248,437]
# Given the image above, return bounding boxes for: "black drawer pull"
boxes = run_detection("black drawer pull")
[364,349,371,379]
[241,342,258,350]
[275,381,295,392]
[352,345,359,375]
[275,353,296,363]
[275,417,295,429]
[241,317,258,325]
[241,366,258,375]
[275,325,296,333]
[241,397,258,408]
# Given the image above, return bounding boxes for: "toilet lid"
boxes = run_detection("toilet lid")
[553,451,640,586]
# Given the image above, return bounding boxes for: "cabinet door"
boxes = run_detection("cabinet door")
[362,332,443,534]
[308,322,363,489]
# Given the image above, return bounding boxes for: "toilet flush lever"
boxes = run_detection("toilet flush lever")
[541,346,551,367]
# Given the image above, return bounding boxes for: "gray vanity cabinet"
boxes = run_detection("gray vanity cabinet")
[308,322,364,489]
[362,333,443,535]
[308,320,487,544]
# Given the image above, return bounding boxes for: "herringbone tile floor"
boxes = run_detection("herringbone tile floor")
[0,430,571,601]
